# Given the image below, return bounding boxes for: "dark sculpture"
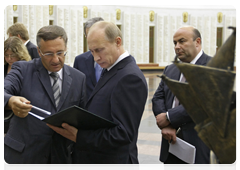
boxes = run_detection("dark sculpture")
[161,27,236,164]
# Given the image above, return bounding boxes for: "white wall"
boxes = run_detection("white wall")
[4,5,236,66]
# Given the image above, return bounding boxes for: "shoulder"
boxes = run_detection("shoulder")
[163,63,177,73]
[117,57,147,84]
[197,52,212,65]
[75,51,92,60]
[27,41,37,49]
[64,64,85,77]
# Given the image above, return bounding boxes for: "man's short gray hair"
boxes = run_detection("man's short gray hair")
[84,17,104,36]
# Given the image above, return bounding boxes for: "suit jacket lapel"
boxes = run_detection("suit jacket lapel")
[57,65,72,111]
[86,56,134,105]
[195,52,208,66]
[36,59,55,107]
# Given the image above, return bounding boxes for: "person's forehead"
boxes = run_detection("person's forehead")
[88,30,105,43]
[174,28,192,40]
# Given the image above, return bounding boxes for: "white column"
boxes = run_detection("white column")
[22,5,29,30]
[70,8,78,65]
[130,13,137,59]
[64,8,70,64]
[123,12,130,54]
[203,16,210,55]
[35,6,44,34]
[210,16,217,57]
[156,14,163,65]
[143,14,149,63]
[163,15,170,64]
[29,5,36,45]
[57,7,64,28]
[136,14,143,63]
[5,5,13,38]
[77,9,84,56]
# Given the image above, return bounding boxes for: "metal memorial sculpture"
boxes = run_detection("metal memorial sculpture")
[161,27,236,164]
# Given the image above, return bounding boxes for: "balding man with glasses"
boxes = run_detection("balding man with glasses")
[4,25,87,164]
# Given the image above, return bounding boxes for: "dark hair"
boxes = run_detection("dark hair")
[193,28,202,44]
[84,17,104,36]
[36,25,68,48]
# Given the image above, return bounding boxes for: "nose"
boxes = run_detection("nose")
[175,42,180,49]
[52,54,60,62]
[92,52,100,62]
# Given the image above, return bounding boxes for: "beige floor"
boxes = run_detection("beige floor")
[137,70,163,164]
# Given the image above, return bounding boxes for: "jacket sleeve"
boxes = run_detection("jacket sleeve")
[4,62,23,107]
[152,66,168,116]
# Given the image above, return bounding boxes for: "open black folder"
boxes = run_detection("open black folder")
[42,105,116,130]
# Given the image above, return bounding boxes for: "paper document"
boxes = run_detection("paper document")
[29,112,45,120]
[28,105,51,120]
[169,137,196,164]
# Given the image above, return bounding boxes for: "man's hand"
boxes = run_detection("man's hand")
[47,123,78,143]
[156,112,170,129]
[8,96,32,118]
[161,125,177,144]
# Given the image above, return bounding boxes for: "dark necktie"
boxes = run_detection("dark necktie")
[50,72,61,107]
[174,75,186,107]
[100,69,108,79]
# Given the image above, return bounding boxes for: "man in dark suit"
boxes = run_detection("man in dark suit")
[4,25,86,164]
[152,26,211,164]
[7,22,40,59]
[73,17,104,99]
[48,21,148,164]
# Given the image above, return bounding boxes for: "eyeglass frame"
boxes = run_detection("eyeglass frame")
[38,48,67,58]
[4,54,18,59]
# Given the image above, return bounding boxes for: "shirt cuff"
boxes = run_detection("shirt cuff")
[166,112,171,122]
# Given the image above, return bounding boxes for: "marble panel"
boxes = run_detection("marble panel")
[156,14,163,64]
[29,5,36,45]
[130,13,137,59]
[136,14,143,63]
[22,5,29,29]
[143,14,149,63]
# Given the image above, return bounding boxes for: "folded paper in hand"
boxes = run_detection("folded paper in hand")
[169,137,196,164]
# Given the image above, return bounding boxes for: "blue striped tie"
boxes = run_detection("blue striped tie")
[50,72,61,107]
[95,63,102,82]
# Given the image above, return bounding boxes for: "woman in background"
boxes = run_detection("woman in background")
[4,36,31,76]
[4,36,31,134]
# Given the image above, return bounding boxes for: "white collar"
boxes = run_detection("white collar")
[24,40,30,46]
[48,68,63,80]
[190,50,203,64]
[107,51,129,71]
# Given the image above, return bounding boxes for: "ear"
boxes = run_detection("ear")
[17,34,21,39]
[115,37,122,47]
[195,37,201,47]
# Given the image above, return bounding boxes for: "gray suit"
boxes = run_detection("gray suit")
[4,58,86,163]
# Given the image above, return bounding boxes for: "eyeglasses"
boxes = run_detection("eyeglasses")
[4,54,18,59]
[39,49,67,58]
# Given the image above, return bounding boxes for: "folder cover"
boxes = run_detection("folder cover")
[42,105,116,130]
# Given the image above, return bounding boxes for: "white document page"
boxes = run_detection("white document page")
[169,137,196,164]
[28,112,45,120]
[27,105,51,120]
